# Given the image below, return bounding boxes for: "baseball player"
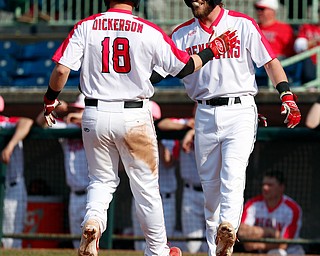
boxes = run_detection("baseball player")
[36,94,89,249]
[40,0,238,255]
[152,0,301,255]
[0,96,34,248]
[238,170,305,255]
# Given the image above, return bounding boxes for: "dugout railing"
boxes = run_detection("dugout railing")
[265,46,320,91]
[1,127,320,252]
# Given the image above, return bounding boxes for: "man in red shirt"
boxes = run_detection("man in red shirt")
[294,11,320,84]
[254,0,296,87]
[255,0,295,59]
[238,170,305,255]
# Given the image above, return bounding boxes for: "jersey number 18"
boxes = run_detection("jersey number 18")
[101,37,131,74]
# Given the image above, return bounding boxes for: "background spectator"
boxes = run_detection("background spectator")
[156,107,207,253]
[36,93,90,249]
[0,95,34,248]
[305,95,320,129]
[294,10,320,84]
[158,114,208,253]
[238,170,305,255]
[255,0,295,59]
[254,0,296,87]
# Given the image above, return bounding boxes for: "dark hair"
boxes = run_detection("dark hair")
[264,170,286,185]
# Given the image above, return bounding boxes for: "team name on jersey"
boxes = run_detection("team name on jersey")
[92,18,143,33]
[254,217,285,231]
[185,42,241,59]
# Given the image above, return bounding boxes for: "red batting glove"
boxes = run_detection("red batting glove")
[209,29,238,58]
[258,113,268,127]
[280,92,301,128]
[43,95,61,127]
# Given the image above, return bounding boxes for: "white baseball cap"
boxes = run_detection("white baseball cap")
[255,0,279,11]
[69,94,85,109]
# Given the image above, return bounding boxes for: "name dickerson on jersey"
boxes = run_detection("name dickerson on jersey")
[92,18,143,33]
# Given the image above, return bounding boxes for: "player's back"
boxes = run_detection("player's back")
[53,9,189,101]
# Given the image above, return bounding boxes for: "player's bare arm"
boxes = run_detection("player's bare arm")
[43,64,71,127]
[1,117,33,164]
[305,97,320,128]
[157,118,193,131]
[238,223,287,252]
[182,129,195,153]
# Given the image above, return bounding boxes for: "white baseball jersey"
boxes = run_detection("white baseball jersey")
[241,194,305,254]
[241,194,303,239]
[156,8,276,100]
[52,8,190,101]
[0,116,27,249]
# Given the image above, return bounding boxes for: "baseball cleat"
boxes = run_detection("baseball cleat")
[169,246,182,256]
[78,219,100,256]
[215,221,236,256]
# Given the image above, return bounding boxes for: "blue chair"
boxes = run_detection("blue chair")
[0,41,21,57]
[17,41,61,60]
[154,76,183,88]
[0,54,17,74]
[0,71,12,86]
[12,75,50,87]
[14,59,54,77]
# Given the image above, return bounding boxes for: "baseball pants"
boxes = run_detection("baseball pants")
[81,100,170,256]
[194,95,257,256]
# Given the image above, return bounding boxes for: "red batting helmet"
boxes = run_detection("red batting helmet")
[184,0,222,8]
[104,0,140,8]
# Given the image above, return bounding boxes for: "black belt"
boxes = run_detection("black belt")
[185,183,203,192]
[161,192,172,199]
[10,181,17,187]
[85,99,143,108]
[197,97,241,106]
[74,190,86,196]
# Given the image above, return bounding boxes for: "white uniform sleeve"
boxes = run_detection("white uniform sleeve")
[242,204,257,226]
[52,22,86,71]
[152,32,189,77]
[245,21,275,68]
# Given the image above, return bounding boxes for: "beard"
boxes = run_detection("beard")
[191,1,215,19]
